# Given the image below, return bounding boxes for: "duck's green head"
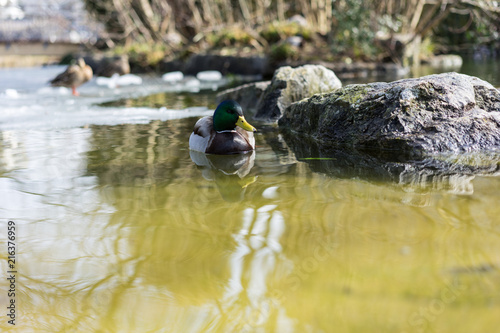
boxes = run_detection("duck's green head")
[213,100,256,132]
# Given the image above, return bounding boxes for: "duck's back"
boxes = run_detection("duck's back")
[50,64,92,87]
[50,65,79,87]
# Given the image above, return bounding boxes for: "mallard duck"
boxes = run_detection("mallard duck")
[189,100,256,154]
[50,58,93,96]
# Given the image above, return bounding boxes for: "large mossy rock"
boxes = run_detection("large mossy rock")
[255,64,342,121]
[279,72,500,158]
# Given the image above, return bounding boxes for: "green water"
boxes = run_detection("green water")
[1,60,500,332]
[1,116,500,332]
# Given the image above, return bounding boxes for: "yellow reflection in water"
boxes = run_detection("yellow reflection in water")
[0,121,500,333]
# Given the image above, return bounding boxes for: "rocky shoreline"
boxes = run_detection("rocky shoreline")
[79,51,411,82]
[159,53,410,80]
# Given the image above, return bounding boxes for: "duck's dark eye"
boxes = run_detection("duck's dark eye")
[228,109,235,114]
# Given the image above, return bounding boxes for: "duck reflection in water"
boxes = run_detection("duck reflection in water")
[190,150,257,201]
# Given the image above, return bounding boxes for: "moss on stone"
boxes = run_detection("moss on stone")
[330,84,369,106]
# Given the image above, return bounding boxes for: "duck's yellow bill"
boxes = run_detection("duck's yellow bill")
[236,116,256,132]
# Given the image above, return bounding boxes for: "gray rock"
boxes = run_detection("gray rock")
[279,72,500,158]
[216,81,271,116]
[429,54,463,69]
[255,64,342,121]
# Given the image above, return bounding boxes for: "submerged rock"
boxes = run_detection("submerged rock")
[279,72,500,158]
[255,64,342,121]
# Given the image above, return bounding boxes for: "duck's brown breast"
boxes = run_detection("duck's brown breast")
[206,131,254,154]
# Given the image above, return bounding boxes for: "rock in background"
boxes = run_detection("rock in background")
[83,54,130,77]
[255,64,342,121]
[216,64,342,121]
[216,81,271,116]
[428,54,463,70]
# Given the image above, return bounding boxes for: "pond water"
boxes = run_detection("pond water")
[1,59,500,332]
